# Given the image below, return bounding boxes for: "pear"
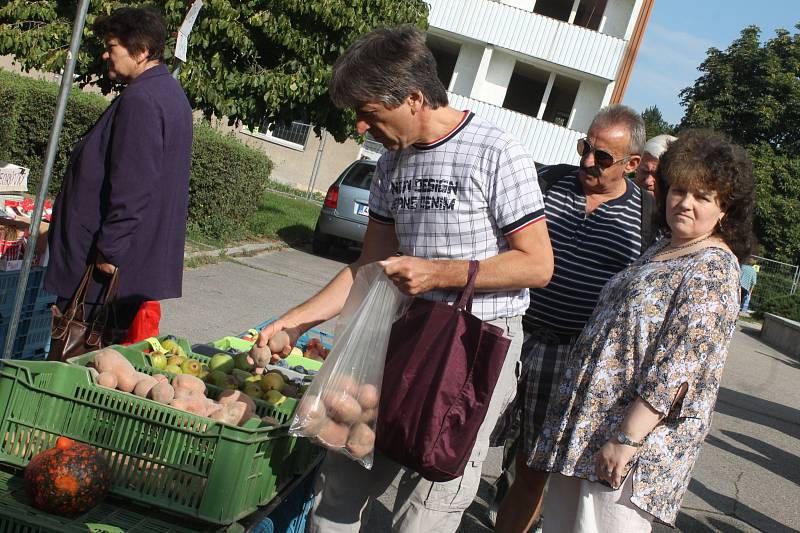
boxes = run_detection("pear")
[165,364,182,375]
[167,354,186,367]
[244,383,263,399]
[234,352,255,372]
[260,372,285,392]
[181,359,202,376]
[208,370,230,388]
[263,390,286,406]
[150,353,168,370]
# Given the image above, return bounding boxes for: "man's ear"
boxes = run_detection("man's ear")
[133,48,151,63]
[624,155,641,174]
[407,91,424,113]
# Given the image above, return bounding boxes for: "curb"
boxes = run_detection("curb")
[184,241,286,260]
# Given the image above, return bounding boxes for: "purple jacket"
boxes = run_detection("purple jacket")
[46,64,192,301]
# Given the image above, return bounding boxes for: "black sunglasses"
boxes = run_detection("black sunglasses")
[577,138,630,170]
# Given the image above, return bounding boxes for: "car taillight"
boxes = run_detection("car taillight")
[324,185,339,209]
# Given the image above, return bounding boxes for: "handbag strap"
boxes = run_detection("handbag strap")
[87,269,121,344]
[455,260,480,313]
[64,266,95,321]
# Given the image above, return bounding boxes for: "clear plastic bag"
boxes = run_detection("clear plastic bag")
[289,262,410,468]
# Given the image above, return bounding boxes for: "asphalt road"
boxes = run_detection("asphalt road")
[162,246,800,533]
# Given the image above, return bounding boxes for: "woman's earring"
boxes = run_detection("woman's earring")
[716,217,725,233]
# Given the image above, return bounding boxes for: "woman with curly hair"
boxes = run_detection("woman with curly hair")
[523,129,755,532]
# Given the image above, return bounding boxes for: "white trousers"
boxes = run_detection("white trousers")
[542,473,654,533]
[306,315,523,533]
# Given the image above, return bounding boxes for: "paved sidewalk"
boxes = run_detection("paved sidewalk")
[162,247,800,532]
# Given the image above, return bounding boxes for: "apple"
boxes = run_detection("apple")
[234,352,254,372]
[209,353,234,373]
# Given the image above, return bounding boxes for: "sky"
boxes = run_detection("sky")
[623,0,799,126]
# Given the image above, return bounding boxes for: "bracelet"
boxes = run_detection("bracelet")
[615,431,644,448]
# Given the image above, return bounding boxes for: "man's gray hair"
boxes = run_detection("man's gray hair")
[643,134,678,159]
[589,104,646,155]
[329,25,448,110]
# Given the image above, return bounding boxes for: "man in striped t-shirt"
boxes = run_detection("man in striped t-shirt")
[256,26,554,533]
[494,105,653,532]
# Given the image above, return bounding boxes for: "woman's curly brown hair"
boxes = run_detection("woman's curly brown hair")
[655,128,755,260]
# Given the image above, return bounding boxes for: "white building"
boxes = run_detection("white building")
[426,0,654,164]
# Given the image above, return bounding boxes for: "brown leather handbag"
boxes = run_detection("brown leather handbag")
[48,265,121,361]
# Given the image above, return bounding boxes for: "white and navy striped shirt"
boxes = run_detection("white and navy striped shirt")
[524,171,643,333]
[369,111,545,320]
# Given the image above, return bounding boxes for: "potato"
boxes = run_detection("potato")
[171,374,206,396]
[96,372,118,389]
[346,422,376,459]
[333,375,360,397]
[149,382,175,404]
[217,390,256,412]
[316,419,349,448]
[170,396,207,415]
[356,384,379,410]
[94,348,129,374]
[359,408,377,424]
[133,376,158,398]
[205,401,224,418]
[114,367,140,393]
[153,373,169,383]
[211,402,253,426]
[249,344,272,367]
[267,330,291,355]
[325,392,362,425]
[296,396,327,434]
[173,388,202,400]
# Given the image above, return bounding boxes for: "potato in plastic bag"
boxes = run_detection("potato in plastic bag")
[290,262,410,468]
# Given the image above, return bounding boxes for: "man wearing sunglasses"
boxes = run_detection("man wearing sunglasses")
[492,104,656,532]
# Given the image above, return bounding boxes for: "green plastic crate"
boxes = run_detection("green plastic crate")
[69,343,323,490]
[0,358,292,525]
[0,468,229,533]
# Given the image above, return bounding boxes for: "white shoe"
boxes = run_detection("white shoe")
[487,501,498,527]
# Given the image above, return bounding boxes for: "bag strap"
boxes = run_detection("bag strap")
[64,266,95,321]
[455,260,480,313]
[87,269,121,345]
[640,189,656,253]
[537,164,578,195]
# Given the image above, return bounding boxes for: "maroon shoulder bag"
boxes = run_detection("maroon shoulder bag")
[375,260,511,481]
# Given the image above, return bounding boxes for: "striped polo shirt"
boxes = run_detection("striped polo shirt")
[369,111,546,321]
[524,170,643,333]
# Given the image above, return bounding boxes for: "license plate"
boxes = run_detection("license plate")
[354,203,369,216]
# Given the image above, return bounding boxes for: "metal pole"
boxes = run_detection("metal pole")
[791,265,799,296]
[2,0,92,359]
[307,128,327,199]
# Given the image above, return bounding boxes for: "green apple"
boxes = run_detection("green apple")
[234,352,254,372]
[263,390,286,406]
[209,353,234,374]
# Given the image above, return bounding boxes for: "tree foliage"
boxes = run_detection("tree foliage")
[679,23,800,263]
[640,105,674,139]
[0,0,429,142]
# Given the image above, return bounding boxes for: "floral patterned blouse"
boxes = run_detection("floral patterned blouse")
[529,240,740,525]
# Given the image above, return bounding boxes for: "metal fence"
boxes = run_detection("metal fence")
[748,255,799,311]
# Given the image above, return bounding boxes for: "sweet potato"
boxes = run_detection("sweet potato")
[170,395,207,416]
[249,344,272,367]
[133,376,158,398]
[149,382,175,404]
[96,372,118,389]
[153,373,169,383]
[346,422,376,459]
[356,384,379,410]
[267,330,291,355]
[173,387,203,400]
[114,367,140,393]
[316,419,349,448]
[171,374,206,396]
[205,401,224,418]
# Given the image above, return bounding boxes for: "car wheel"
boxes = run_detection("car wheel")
[312,223,332,255]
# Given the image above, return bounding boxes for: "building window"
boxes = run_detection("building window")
[503,62,550,117]
[542,75,580,128]
[426,33,461,89]
[245,120,312,150]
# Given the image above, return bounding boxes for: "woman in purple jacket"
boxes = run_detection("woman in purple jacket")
[45,7,192,340]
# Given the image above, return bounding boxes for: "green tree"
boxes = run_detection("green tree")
[640,105,674,139]
[0,0,429,142]
[679,24,800,263]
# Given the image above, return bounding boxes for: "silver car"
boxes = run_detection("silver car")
[312,160,376,255]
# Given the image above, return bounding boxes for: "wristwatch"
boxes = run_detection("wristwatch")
[615,432,644,448]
